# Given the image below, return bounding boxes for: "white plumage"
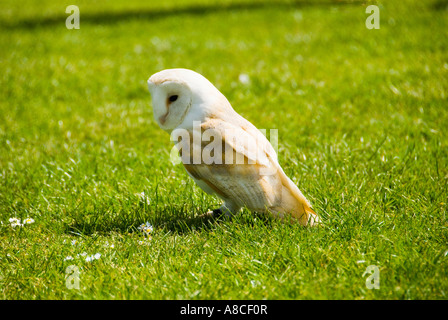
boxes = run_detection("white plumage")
[147,68,319,226]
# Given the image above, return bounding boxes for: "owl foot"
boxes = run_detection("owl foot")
[212,208,225,218]
[201,207,232,220]
[213,207,234,219]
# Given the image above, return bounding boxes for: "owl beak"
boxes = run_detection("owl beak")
[159,112,168,125]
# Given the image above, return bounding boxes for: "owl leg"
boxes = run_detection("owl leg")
[202,201,241,219]
[212,201,241,218]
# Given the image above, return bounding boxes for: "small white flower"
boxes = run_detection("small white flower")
[11,223,24,227]
[9,218,25,227]
[64,256,74,261]
[85,253,101,262]
[23,218,35,224]
[138,222,153,235]
[10,220,23,228]
[71,240,77,246]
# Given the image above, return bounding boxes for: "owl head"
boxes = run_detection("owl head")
[147,68,231,131]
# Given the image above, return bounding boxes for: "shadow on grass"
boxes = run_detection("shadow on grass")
[3,0,362,29]
[63,208,219,236]
[160,209,276,234]
[63,203,275,236]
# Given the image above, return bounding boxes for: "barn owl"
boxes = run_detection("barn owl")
[147,68,319,226]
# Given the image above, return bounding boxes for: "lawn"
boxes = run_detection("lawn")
[0,0,447,300]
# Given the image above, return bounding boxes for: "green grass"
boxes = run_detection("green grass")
[1,0,447,299]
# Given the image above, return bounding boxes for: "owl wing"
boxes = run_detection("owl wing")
[182,116,317,225]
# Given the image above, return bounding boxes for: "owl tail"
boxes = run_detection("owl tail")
[278,183,319,226]
[275,167,319,226]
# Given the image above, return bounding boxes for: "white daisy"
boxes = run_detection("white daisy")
[85,253,101,262]
[138,222,153,235]
[9,218,23,228]
[23,218,35,224]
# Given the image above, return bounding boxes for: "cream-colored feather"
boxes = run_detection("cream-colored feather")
[147,68,319,226]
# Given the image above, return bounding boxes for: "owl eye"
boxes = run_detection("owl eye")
[169,95,178,102]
